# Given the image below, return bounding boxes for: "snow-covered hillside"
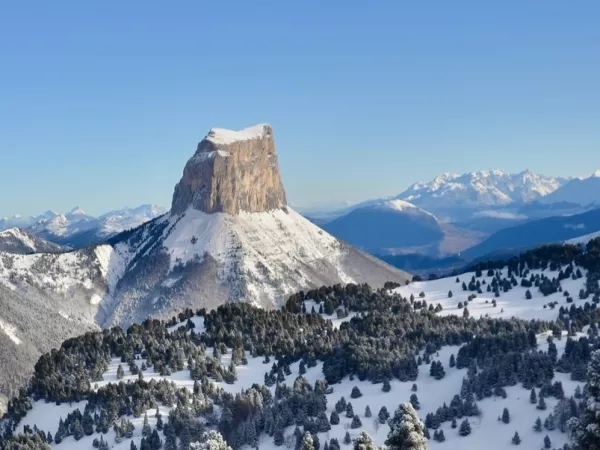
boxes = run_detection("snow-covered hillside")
[103,206,408,326]
[8,259,594,450]
[0,228,67,254]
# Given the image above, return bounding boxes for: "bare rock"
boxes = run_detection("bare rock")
[171,124,287,215]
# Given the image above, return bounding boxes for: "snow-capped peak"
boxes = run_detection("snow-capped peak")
[591,169,600,178]
[67,206,88,216]
[397,169,566,210]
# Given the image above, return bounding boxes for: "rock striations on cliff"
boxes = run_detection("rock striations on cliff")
[171,124,287,215]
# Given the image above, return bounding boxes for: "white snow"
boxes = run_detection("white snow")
[0,227,37,252]
[395,267,588,322]
[162,207,354,305]
[397,170,564,209]
[0,319,21,345]
[94,245,128,293]
[205,124,270,145]
[566,231,600,245]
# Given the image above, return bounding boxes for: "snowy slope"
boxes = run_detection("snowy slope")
[104,206,409,326]
[12,272,589,450]
[0,228,68,254]
[540,171,600,206]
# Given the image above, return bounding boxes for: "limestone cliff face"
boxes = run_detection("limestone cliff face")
[171,124,287,215]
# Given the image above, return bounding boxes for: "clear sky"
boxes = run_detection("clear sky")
[1,1,599,217]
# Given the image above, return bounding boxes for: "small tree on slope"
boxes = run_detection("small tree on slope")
[568,350,600,450]
[353,432,377,450]
[190,430,233,450]
[385,403,428,450]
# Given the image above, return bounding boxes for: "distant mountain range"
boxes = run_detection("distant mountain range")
[0,204,167,248]
[307,169,600,271]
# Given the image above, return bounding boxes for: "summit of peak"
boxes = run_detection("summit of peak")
[204,123,272,146]
[171,123,286,215]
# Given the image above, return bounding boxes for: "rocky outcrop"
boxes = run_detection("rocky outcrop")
[171,124,287,215]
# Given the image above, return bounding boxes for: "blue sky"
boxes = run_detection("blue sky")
[1,1,599,217]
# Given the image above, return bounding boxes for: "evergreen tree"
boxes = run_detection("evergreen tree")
[512,432,521,445]
[451,418,457,429]
[537,396,547,410]
[330,411,340,425]
[346,402,354,418]
[534,417,543,432]
[459,419,471,436]
[301,433,315,450]
[351,415,362,429]
[143,412,151,437]
[344,432,352,445]
[410,394,420,410]
[274,428,285,447]
[544,435,551,449]
[385,403,428,450]
[378,406,389,425]
[353,432,377,450]
[117,364,125,379]
[530,388,537,404]
[365,405,372,418]
[351,386,362,399]
[449,354,456,368]
[568,350,600,450]
[131,441,138,450]
[502,408,510,424]
[382,379,391,392]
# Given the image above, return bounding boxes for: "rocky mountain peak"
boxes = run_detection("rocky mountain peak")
[171,124,287,215]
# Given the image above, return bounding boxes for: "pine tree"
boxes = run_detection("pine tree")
[117,364,125,379]
[330,411,340,425]
[344,432,352,445]
[351,386,362,399]
[449,354,456,368]
[530,388,537,404]
[512,432,521,445]
[543,435,551,449]
[537,396,547,410]
[385,403,428,450]
[459,419,471,436]
[131,441,138,450]
[410,394,420,410]
[351,415,362,429]
[365,405,372,418]
[451,418,457,429]
[534,417,542,432]
[346,402,354,418]
[568,351,600,450]
[353,432,376,450]
[502,408,510,424]
[143,412,151,437]
[411,383,417,392]
[73,419,84,441]
[382,379,391,392]
[378,406,389,424]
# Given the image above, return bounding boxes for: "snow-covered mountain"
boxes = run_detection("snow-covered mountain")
[0,228,68,254]
[538,170,600,206]
[397,170,567,213]
[321,199,444,254]
[0,205,167,247]
[0,124,408,328]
